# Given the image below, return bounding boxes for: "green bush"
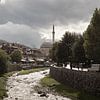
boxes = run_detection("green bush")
[0,49,10,74]
[11,50,22,63]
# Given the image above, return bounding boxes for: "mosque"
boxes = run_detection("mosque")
[40,25,55,58]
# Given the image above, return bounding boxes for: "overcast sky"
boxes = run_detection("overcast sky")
[0,0,100,48]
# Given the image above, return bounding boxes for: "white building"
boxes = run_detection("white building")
[40,42,52,57]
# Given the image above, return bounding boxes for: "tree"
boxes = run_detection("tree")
[56,42,67,65]
[0,49,10,74]
[84,8,100,63]
[50,31,78,66]
[61,32,78,64]
[49,42,59,62]
[11,50,22,63]
[72,35,86,64]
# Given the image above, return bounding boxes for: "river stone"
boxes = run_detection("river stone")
[40,92,47,97]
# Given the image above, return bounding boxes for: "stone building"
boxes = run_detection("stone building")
[40,25,56,58]
[40,42,52,58]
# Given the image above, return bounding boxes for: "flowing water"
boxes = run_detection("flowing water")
[4,70,71,100]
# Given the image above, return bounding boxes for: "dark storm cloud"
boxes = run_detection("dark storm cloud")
[0,0,100,48]
[0,0,100,27]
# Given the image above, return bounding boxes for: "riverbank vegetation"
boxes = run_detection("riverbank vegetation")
[0,75,7,100]
[0,71,16,100]
[49,8,100,68]
[17,67,49,75]
[40,75,100,100]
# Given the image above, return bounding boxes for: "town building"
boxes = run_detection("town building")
[40,42,52,58]
[40,25,56,58]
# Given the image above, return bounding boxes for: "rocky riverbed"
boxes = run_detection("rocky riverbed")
[4,69,71,100]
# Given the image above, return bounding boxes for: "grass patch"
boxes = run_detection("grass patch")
[18,67,49,75]
[40,75,100,100]
[0,71,15,100]
[0,76,7,100]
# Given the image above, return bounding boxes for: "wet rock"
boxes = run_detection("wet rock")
[46,94,49,98]
[10,97,12,99]
[10,86,13,88]
[15,97,18,100]
[56,98,58,100]
[42,72,47,74]
[38,91,43,94]
[40,92,47,97]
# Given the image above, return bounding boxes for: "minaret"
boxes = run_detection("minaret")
[52,25,55,44]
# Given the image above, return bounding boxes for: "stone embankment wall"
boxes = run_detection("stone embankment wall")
[50,67,100,95]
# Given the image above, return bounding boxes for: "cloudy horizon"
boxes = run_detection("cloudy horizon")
[0,0,100,48]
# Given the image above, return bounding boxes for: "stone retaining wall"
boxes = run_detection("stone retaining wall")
[50,67,100,95]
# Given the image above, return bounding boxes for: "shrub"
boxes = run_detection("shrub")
[0,49,10,74]
[11,50,22,63]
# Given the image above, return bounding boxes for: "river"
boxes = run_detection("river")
[4,69,71,100]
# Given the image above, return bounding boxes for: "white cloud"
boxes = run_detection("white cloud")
[0,0,99,47]
[40,21,89,41]
[0,22,43,48]
[0,0,5,4]
[67,21,89,33]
